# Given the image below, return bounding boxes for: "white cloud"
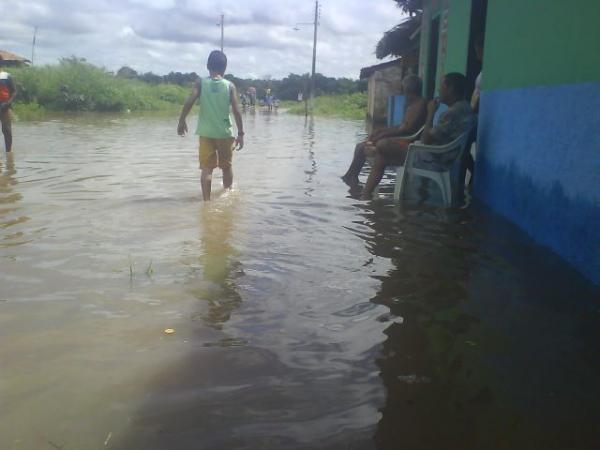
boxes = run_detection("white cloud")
[0,0,406,79]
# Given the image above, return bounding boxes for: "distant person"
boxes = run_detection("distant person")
[361,73,474,199]
[0,67,17,153]
[297,91,303,102]
[265,89,274,111]
[177,50,245,201]
[247,86,257,106]
[342,75,426,186]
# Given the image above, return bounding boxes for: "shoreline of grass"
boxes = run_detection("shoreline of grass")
[10,58,189,121]
[12,101,184,122]
[281,92,366,120]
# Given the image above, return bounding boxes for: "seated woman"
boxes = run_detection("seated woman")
[342,75,426,186]
[360,72,474,199]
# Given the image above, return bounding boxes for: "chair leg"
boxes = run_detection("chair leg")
[442,172,452,206]
[411,171,450,206]
[394,166,405,203]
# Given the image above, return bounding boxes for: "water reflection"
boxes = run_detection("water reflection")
[0,152,30,246]
[356,204,600,449]
[190,201,242,330]
[303,115,317,196]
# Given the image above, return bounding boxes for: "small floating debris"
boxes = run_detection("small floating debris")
[104,431,113,447]
[164,328,175,335]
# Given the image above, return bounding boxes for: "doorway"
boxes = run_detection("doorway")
[466,0,488,98]
[426,16,440,100]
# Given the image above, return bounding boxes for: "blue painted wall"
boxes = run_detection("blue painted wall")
[475,82,600,284]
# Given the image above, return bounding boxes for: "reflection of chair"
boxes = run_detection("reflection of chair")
[393,125,474,206]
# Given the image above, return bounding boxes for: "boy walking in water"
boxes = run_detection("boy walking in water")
[178,50,244,201]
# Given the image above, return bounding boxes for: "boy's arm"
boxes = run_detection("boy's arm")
[230,84,244,150]
[177,81,200,136]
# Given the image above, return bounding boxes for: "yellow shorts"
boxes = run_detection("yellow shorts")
[199,137,235,170]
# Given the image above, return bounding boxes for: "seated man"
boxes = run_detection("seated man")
[361,72,474,199]
[342,75,426,186]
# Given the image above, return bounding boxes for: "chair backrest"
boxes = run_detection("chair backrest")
[393,95,405,125]
[387,96,394,127]
[387,95,405,127]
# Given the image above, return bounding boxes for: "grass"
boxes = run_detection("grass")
[12,102,47,121]
[282,92,367,120]
[10,58,189,118]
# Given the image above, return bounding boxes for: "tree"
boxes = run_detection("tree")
[393,0,422,16]
[116,66,138,79]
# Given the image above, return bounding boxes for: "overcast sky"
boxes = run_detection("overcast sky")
[0,0,405,79]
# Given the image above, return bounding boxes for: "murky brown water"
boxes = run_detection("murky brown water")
[1,110,599,450]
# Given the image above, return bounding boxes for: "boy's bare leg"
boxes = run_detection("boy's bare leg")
[222,167,233,190]
[201,168,213,201]
[1,111,12,152]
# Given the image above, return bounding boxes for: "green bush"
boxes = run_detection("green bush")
[11,57,188,114]
[12,102,47,121]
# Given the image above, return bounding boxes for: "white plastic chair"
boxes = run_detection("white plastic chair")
[393,126,474,206]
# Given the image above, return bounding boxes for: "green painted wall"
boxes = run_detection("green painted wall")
[483,0,600,90]
[444,0,472,74]
[420,0,472,96]
[420,0,445,97]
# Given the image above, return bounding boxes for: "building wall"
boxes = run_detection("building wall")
[420,0,472,96]
[475,0,600,283]
[444,0,471,74]
[367,66,404,123]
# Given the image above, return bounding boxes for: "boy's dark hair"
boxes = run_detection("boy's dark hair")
[207,50,227,74]
[444,72,467,99]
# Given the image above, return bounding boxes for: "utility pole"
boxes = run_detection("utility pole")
[219,14,224,52]
[31,26,38,65]
[294,1,320,115]
[309,1,319,113]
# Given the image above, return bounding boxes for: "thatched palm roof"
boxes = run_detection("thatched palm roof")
[0,50,31,64]
[376,13,421,60]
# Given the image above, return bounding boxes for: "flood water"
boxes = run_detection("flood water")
[1,110,599,450]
